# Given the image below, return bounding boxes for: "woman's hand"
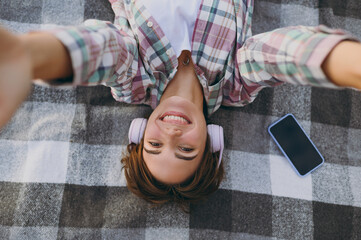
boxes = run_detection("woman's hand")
[0,27,32,129]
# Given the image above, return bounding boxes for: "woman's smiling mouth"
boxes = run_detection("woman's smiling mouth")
[160,111,191,124]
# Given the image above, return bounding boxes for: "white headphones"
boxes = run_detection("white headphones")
[128,118,224,167]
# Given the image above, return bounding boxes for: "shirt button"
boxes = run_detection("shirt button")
[166,49,172,56]
[202,82,207,87]
[147,21,153,28]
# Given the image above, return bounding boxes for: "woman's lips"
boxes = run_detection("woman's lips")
[160,111,192,124]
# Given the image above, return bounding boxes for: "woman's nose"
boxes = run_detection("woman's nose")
[164,127,182,137]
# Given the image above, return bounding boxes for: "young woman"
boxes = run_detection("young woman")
[0,0,361,208]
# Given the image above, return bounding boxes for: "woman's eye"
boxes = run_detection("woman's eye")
[180,147,194,152]
[149,142,161,147]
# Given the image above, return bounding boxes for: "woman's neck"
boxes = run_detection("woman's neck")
[160,50,204,112]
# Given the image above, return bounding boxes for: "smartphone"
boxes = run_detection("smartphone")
[268,114,324,176]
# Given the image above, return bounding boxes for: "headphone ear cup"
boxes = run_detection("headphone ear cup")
[129,118,148,144]
[207,124,224,168]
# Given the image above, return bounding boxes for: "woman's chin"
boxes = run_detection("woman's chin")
[158,96,198,114]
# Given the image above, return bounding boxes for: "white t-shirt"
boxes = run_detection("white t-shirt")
[143,0,202,57]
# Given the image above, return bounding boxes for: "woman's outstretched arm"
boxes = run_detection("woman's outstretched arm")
[322,41,361,89]
[0,18,138,129]
[236,25,361,105]
[21,31,73,80]
[0,27,73,81]
[0,27,73,129]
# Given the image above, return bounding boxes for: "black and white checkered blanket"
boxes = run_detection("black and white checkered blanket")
[1,0,361,239]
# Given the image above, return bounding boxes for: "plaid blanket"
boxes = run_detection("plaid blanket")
[1,0,361,239]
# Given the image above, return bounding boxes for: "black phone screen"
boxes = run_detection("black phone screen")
[269,115,323,176]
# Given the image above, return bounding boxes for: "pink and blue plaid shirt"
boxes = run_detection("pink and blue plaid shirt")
[50,0,354,115]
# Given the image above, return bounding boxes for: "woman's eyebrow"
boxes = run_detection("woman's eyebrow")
[144,147,161,155]
[175,153,198,161]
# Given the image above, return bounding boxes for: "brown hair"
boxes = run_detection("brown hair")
[121,135,224,210]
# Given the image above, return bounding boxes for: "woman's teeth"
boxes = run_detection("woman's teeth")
[163,115,189,124]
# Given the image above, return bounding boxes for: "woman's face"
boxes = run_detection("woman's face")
[143,96,207,184]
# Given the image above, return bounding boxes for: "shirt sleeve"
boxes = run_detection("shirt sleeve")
[236,25,359,99]
[46,19,138,87]
[42,0,138,88]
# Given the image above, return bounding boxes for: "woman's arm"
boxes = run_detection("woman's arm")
[322,41,361,89]
[236,25,360,98]
[21,31,73,80]
[0,27,74,129]
[0,19,138,129]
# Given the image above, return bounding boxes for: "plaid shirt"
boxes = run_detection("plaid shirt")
[50,0,354,115]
